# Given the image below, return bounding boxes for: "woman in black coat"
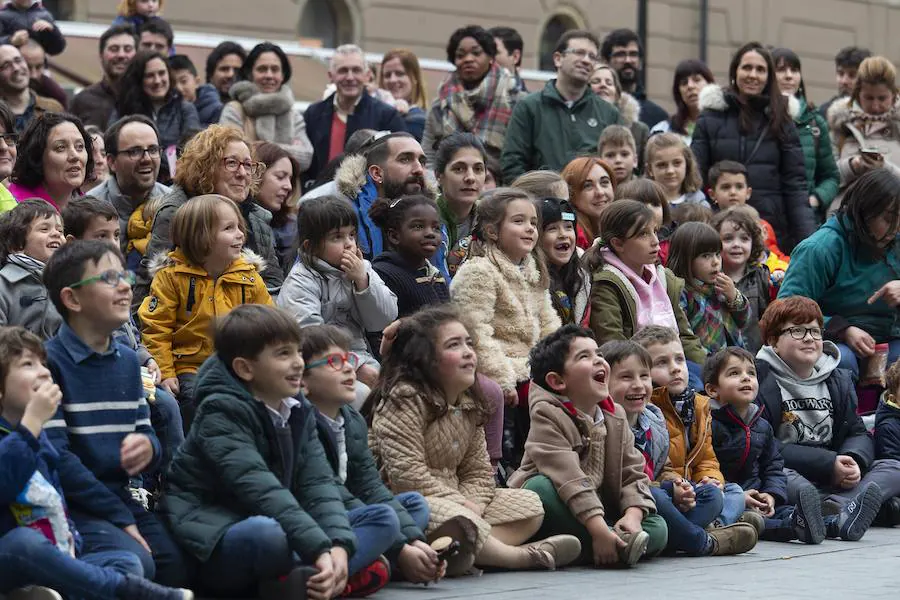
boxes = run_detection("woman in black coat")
[691,42,816,252]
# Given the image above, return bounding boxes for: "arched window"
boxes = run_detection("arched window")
[299,0,355,48]
[539,13,581,70]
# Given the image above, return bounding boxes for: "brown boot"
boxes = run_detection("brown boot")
[707,522,758,555]
[737,510,766,536]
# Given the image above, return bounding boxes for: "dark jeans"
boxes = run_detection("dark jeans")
[650,486,711,555]
[785,459,900,509]
[0,527,141,598]
[148,385,185,476]
[761,504,799,542]
[71,499,189,588]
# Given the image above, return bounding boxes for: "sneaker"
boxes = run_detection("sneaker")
[737,510,766,536]
[117,573,193,600]
[792,484,826,544]
[874,495,900,527]
[427,515,478,577]
[6,588,63,600]
[826,482,883,541]
[342,556,390,598]
[706,522,758,555]
[616,530,649,567]
[525,534,582,570]
[259,565,317,600]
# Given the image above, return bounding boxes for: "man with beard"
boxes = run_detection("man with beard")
[501,30,621,182]
[86,114,170,270]
[70,24,137,129]
[600,29,668,129]
[304,44,406,185]
[205,40,245,105]
[301,131,430,260]
[818,46,871,118]
[0,43,60,133]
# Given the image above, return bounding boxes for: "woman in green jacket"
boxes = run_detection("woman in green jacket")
[773,48,840,220]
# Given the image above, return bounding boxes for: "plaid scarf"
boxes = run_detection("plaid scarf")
[681,283,748,354]
[436,63,515,155]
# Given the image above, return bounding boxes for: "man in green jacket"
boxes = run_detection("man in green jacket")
[160,305,402,599]
[501,29,622,182]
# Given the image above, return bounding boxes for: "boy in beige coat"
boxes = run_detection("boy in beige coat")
[508,325,666,567]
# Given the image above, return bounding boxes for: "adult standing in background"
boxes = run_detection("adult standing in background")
[600,28,667,128]
[205,40,246,105]
[70,24,137,129]
[649,58,714,145]
[590,63,648,171]
[0,43,61,133]
[378,49,428,141]
[691,42,815,252]
[819,46,871,119]
[489,26,527,93]
[304,44,406,186]
[20,38,66,109]
[422,25,520,167]
[220,42,313,174]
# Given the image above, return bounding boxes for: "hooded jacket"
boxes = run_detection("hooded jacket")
[501,79,622,182]
[0,257,61,339]
[507,384,656,524]
[710,399,788,504]
[194,83,224,127]
[756,342,875,485]
[371,251,449,318]
[875,393,900,461]
[160,355,355,563]
[691,84,816,252]
[138,248,273,380]
[0,1,65,55]
[639,403,671,481]
[778,215,900,342]
[793,97,839,212]
[651,386,724,483]
[277,255,397,358]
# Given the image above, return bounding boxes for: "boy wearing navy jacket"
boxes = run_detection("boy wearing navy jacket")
[705,347,825,544]
[41,241,188,586]
[0,325,191,599]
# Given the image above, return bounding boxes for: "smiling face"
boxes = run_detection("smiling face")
[0,45,29,94]
[43,122,88,196]
[110,122,160,197]
[211,53,242,96]
[590,66,618,103]
[21,213,63,263]
[329,51,366,103]
[101,33,136,81]
[173,68,198,103]
[303,343,357,408]
[256,156,294,214]
[719,219,753,273]
[89,134,109,185]
[573,163,614,225]
[648,146,687,196]
[142,57,170,103]
[555,37,598,86]
[435,320,477,401]
[0,121,17,180]
[204,202,245,268]
[609,354,652,418]
[493,199,537,264]
[454,37,492,85]
[541,220,576,267]
[391,203,441,263]
[772,319,824,378]
[552,336,610,407]
[213,141,252,202]
[706,354,758,410]
[0,348,52,420]
[252,51,284,94]
[735,50,768,97]
[381,57,413,103]
[438,147,485,211]
[65,251,132,331]
[242,341,305,405]
[646,340,689,395]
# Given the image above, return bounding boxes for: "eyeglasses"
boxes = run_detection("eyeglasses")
[116,145,160,160]
[562,48,601,63]
[223,157,265,176]
[0,132,17,146]
[779,326,823,341]
[610,50,641,60]
[305,351,360,372]
[69,269,136,289]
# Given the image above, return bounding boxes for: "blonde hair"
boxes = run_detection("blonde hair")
[116,0,165,16]
[644,132,702,194]
[171,194,247,267]
[174,125,260,198]
[379,49,428,109]
[852,56,899,104]
[510,170,569,200]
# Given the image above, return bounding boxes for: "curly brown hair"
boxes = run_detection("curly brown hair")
[711,206,766,268]
[174,125,260,197]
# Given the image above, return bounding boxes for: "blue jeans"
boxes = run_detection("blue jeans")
[650,486,710,555]
[686,361,704,392]
[836,339,900,380]
[148,385,185,476]
[679,482,725,529]
[719,482,747,525]
[0,527,141,598]
[72,500,190,588]
[198,498,412,597]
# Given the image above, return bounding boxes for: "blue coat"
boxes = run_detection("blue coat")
[875,395,900,461]
[194,83,223,127]
[303,92,406,184]
[710,401,787,504]
[0,3,64,55]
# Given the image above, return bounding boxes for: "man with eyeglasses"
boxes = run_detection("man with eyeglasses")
[70,24,137,129]
[87,115,171,262]
[0,43,60,133]
[501,29,622,182]
[599,29,667,129]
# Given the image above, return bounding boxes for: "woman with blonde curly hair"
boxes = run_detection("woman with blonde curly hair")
[379,49,429,140]
[138,124,283,303]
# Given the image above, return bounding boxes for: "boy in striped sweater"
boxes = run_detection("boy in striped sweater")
[41,240,188,588]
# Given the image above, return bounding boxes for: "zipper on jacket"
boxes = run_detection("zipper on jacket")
[725,410,753,471]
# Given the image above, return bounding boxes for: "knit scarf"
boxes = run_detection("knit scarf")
[7,252,45,275]
[229,81,295,145]
[672,387,696,438]
[600,247,678,331]
[436,63,514,154]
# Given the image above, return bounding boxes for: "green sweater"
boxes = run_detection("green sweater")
[795,97,840,211]
[160,355,355,563]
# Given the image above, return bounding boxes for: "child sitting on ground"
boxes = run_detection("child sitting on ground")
[705,346,826,544]
[0,326,192,600]
[631,325,759,533]
[302,324,444,585]
[507,325,665,568]
[598,126,638,186]
[756,296,895,537]
[644,133,709,208]
[602,338,757,555]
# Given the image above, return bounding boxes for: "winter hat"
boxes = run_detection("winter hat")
[538,197,576,230]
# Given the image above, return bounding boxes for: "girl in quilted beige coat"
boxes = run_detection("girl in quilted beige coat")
[366,307,581,576]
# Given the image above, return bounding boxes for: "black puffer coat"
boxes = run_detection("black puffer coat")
[692,85,816,252]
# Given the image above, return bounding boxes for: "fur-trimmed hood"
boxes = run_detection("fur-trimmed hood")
[334,153,439,199]
[826,95,900,137]
[146,248,267,277]
[698,83,800,119]
[616,91,642,126]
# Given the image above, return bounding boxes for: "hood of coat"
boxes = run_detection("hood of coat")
[756,340,841,385]
[876,390,900,427]
[335,153,439,200]
[147,247,268,276]
[708,397,762,426]
[826,95,900,134]
[699,83,800,119]
[528,379,622,421]
[617,92,642,126]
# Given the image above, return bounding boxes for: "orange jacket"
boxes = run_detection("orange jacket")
[650,386,724,483]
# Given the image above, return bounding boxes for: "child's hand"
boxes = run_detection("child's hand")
[22,378,62,429]
[120,433,154,475]
[330,546,349,598]
[699,476,723,490]
[833,455,861,489]
[160,377,179,395]
[714,272,738,304]
[757,492,776,517]
[614,507,644,535]
[340,248,368,290]
[843,326,876,358]
[397,541,443,583]
[145,359,161,384]
[672,479,696,512]
[31,19,53,32]
[9,30,28,45]
[589,523,626,566]
[503,388,518,406]
[744,489,774,516]
[307,551,335,600]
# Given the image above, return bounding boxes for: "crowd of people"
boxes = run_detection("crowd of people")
[1,2,900,598]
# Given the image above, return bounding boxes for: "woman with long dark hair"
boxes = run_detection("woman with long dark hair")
[650,59,714,144]
[691,42,815,252]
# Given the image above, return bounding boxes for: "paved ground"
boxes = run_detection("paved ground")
[377,528,900,600]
